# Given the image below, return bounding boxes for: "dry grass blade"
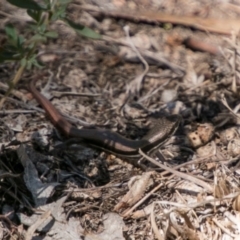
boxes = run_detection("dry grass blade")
[150,207,165,240]
[139,149,213,192]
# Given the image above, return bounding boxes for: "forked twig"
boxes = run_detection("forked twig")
[221,93,240,120]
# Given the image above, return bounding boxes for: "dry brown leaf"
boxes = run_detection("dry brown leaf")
[114,171,153,212]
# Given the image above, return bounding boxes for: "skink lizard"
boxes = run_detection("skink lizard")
[29,77,180,165]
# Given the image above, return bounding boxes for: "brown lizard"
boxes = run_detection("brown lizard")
[29,77,180,166]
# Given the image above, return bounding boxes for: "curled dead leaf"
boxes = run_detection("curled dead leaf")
[233,194,240,211]
[227,139,240,157]
[114,172,154,212]
[196,143,214,158]
[219,127,239,145]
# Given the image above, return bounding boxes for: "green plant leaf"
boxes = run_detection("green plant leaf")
[32,58,44,69]
[58,0,72,4]
[45,31,58,38]
[38,24,47,34]
[27,61,33,70]
[28,42,35,49]
[3,44,18,53]
[50,7,66,21]
[50,0,71,20]
[17,35,25,51]
[0,50,20,62]
[7,0,46,10]
[25,55,42,69]
[64,18,102,39]
[30,34,47,43]
[5,24,18,43]
[28,22,40,32]
[27,9,42,22]
[20,58,27,67]
[18,35,25,45]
